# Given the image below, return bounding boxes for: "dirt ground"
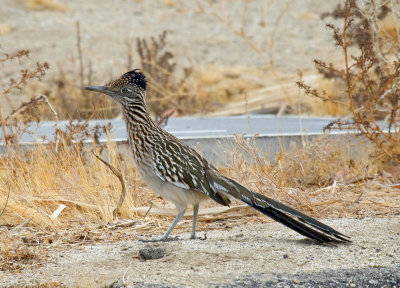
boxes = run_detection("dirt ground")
[0,0,342,116]
[1,216,399,287]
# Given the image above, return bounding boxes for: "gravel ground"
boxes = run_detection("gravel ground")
[2,216,399,287]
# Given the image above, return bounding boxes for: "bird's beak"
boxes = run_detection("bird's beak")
[85,86,109,94]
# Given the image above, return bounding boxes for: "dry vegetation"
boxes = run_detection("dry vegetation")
[25,28,218,121]
[21,0,310,120]
[21,0,67,11]
[24,21,121,121]
[297,0,400,163]
[1,0,400,275]
[135,31,202,118]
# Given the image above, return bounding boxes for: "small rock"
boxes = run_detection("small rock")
[139,246,166,260]
[107,280,125,288]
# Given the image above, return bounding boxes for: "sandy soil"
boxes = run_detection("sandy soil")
[1,216,399,287]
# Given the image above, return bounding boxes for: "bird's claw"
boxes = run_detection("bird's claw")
[190,232,207,240]
[139,236,181,242]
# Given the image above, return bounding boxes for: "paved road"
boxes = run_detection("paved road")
[1,115,345,144]
[218,266,400,288]
[110,266,400,288]
[1,115,358,165]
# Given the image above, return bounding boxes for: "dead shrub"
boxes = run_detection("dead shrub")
[0,50,49,145]
[135,31,213,118]
[297,0,400,163]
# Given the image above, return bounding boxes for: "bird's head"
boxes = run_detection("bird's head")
[85,69,147,106]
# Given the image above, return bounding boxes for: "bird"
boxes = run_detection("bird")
[85,69,350,243]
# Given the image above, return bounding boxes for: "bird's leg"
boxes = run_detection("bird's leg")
[191,204,199,239]
[141,209,186,242]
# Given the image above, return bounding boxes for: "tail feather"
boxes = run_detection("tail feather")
[218,176,350,243]
[250,202,346,243]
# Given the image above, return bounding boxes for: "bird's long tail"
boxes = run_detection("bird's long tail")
[214,176,350,243]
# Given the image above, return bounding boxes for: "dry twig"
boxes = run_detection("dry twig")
[93,153,127,217]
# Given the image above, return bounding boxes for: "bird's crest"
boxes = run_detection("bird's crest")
[109,69,147,90]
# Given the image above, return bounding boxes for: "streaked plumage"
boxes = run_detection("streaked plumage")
[85,69,350,243]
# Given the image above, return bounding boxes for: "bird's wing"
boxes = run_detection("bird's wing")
[151,136,231,206]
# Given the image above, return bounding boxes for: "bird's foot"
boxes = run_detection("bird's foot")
[190,232,207,241]
[139,236,181,242]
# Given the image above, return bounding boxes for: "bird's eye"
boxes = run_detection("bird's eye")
[120,87,130,94]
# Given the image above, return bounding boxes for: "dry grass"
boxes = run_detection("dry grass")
[21,0,67,11]
[1,133,398,228]
[195,0,306,115]
[21,22,119,121]
[1,129,399,272]
[1,232,48,272]
[0,138,143,228]
[191,66,264,106]
[225,134,400,217]
[25,67,120,120]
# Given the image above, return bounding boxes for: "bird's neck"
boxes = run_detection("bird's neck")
[121,102,159,159]
[122,100,152,122]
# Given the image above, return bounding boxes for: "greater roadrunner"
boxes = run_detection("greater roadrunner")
[86,70,350,243]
